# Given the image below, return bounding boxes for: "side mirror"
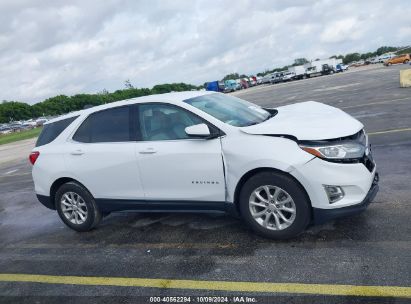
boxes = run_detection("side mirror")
[185,123,211,138]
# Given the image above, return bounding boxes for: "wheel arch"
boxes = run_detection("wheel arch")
[50,177,90,208]
[233,167,312,215]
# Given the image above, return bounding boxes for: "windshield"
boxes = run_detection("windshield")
[184,93,271,127]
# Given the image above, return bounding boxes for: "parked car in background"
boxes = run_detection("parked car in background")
[235,79,243,90]
[24,119,38,128]
[0,126,13,135]
[36,117,48,126]
[256,76,263,85]
[262,74,273,84]
[369,57,379,64]
[224,80,237,92]
[8,122,25,132]
[384,54,410,66]
[270,72,284,84]
[336,63,348,72]
[350,60,366,67]
[240,78,249,89]
[378,53,396,63]
[282,72,296,82]
[248,77,257,87]
[30,91,378,239]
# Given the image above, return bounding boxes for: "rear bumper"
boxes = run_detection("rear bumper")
[312,173,379,224]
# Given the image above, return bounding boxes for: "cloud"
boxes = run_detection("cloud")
[0,0,410,103]
[320,18,361,43]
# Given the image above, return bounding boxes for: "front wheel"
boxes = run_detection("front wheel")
[239,172,311,239]
[55,182,102,232]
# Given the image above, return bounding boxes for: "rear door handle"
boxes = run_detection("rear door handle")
[139,148,157,154]
[70,149,84,155]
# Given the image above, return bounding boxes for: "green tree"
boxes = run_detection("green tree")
[292,58,309,66]
[0,82,202,123]
[0,101,32,122]
[376,46,398,56]
[343,53,361,64]
[222,73,240,81]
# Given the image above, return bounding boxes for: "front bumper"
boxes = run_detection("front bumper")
[312,172,379,224]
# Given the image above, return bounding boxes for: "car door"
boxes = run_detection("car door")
[65,105,144,200]
[135,102,226,202]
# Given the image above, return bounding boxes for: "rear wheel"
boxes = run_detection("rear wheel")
[55,182,102,232]
[239,171,311,239]
[404,60,409,64]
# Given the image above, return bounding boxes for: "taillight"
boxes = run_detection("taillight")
[29,151,40,165]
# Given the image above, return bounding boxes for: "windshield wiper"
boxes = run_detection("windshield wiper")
[263,113,274,122]
[245,114,273,126]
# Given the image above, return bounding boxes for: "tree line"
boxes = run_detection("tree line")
[0,83,199,123]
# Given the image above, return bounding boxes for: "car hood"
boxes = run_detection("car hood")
[240,101,363,140]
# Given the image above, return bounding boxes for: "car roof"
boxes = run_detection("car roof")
[45,90,214,125]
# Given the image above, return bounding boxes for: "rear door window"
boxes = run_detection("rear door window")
[36,116,78,147]
[73,106,132,143]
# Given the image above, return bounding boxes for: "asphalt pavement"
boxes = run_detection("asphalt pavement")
[0,63,410,303]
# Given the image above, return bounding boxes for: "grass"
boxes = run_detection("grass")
[0,127,42,145]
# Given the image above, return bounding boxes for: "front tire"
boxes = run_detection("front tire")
[55,182,102,232]
[239,171,311,239]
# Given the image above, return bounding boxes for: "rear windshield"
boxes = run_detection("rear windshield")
[36,116,78,147]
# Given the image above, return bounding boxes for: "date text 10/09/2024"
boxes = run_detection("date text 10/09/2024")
[149,296,258,303]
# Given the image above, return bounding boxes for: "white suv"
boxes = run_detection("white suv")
[30,91,378,239]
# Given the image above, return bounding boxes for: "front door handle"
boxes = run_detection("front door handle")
[139,148,157,154]
[70,149,84,155]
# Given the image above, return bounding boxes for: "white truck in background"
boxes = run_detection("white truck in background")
[288,65,306,80]
[303,58,342,78]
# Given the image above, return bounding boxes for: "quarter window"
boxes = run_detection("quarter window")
[73,106,131,143]
[138,104,204,141]
[36,116,78,147]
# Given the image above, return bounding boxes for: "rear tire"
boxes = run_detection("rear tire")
[239,171,311,239]
[404,60,409,64]
[55,182,102,232]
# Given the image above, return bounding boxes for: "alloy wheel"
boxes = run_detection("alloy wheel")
[249,185,296,231]
[60,191,88,225]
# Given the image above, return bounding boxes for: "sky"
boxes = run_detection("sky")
[1,0,410,104]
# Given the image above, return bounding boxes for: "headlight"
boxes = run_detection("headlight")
[300,142,365,160]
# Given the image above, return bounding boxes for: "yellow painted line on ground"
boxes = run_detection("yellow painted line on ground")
[341,97,411,109]
[0,274,410,298]
[368,128,411,136]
